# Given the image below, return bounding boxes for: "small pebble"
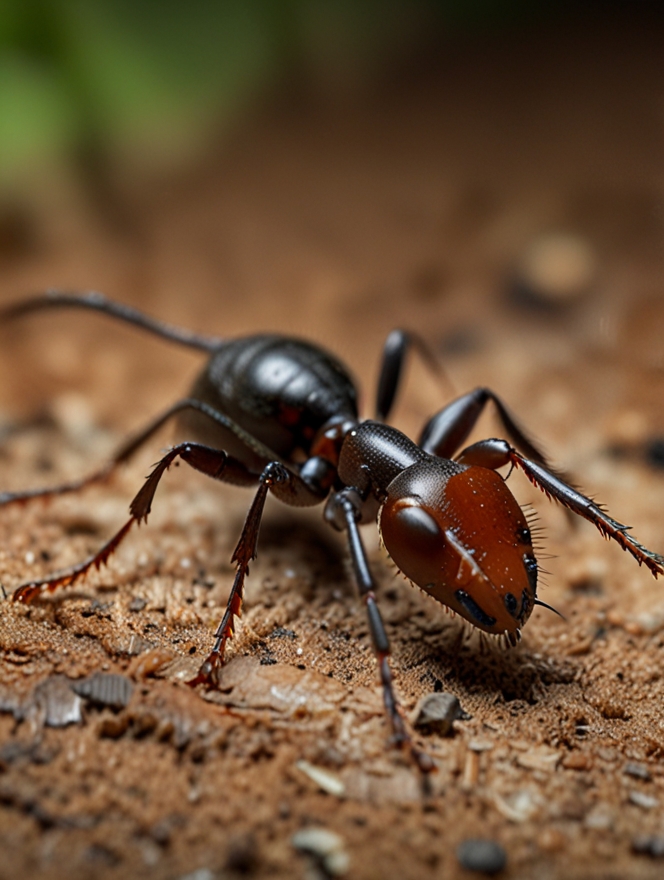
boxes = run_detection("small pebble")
[516,746,560,772]
[583,804,614,831]
[33,676,84,727]
[456,839,506,875]
[491,789,538,823]
[562,752,592,771]
[632,835,664,858]
[513,232,597,307]
[97,715,130,739]
[411,692,466,736]
[461,750,480,791]
[624,761,652,782]
[468,739,494,753]
[536,828,566,853]
[628,791,658,810]
[296,761,345,798]
[178,871,216,880]
[128,597,147,612]
[71,673,134,711]
[292,828,349,877]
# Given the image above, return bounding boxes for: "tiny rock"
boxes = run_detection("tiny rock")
[33,676,84,728]
[516,746,560,772]
[456,839,507,875]
[629,791,658,811]
[562,752,592,771]
[513,232,597,306]
[623,761,652,782]
[632,835,664,859]
[411,692,466,736]
[292,828,349,877]
[296,761,345,798]
[72,673,134,711]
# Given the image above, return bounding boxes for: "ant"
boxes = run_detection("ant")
[1,291,662,773]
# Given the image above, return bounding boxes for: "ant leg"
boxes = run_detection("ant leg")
[418,387,549,465]
[189,461,290,686]
[325,489,433,773]
[0,398,205,507]
[0,290,222,352]
[11,442,260,603]
[375,330,451,422]
[0,396,290,508]
[457,438,664,577]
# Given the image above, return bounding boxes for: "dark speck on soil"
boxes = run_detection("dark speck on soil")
[457,839,507,875]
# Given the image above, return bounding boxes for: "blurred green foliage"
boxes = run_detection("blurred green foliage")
[0,0,545,188]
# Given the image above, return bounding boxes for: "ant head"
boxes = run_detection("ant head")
[379,459,537,641]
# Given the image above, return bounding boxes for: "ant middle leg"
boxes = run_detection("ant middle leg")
[325,488,433,774]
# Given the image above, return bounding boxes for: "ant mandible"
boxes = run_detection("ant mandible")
[1,291,662,773]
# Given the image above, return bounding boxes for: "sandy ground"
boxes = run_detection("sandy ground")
[1,12,664,880]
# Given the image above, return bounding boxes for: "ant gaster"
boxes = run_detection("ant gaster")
[2,291,663,772]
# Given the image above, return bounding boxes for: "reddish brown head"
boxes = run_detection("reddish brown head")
[379,458,537,641]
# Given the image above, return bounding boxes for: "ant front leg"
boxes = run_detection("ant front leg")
[457,438,664,577]
[419,387,550,466]
[189,460,290,686]
[325,489,433,774]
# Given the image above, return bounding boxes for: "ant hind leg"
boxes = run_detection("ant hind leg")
[0,397,257,508]
[11,441,249,603]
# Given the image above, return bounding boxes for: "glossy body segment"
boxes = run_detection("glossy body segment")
[182,335,358,463]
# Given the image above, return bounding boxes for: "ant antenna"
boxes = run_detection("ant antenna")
[533,598,566,621]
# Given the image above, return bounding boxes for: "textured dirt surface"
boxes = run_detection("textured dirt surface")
[1,13,664,880]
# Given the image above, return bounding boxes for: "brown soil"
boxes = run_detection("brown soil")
[1,12,664,880]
